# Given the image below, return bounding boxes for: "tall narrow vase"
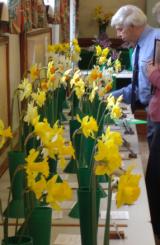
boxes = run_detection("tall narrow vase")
[27,207,52,245]
[4,151,25,218]
[64,119,81,173]
[1,236,33,245]
[78,187,99,245]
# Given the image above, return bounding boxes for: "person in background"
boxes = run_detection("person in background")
[110,4,160,148]
[152,1,160,26]
[145,2,160,240]
[145,61,160,241]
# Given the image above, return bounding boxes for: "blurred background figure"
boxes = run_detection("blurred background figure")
[146,2,160,243]
[152,1,160,25]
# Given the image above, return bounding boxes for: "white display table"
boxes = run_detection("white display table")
[52,106,155,245]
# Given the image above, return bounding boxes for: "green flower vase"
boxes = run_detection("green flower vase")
[69,168,101,218]
[1,236,33,245]
[58,85,67,122]
[4,151,25,218]
[27,207,52,245]
[64,119,81,173]
[78,187,99,245]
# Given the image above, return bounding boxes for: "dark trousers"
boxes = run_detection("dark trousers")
[146,123,160,236]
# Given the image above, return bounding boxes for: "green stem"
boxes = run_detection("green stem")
[56,88,60,121]
[72,128,81,185]
[24,132,35,155]
[3,165,24,239]
[104,175,112,245]
[96,100,106,123]
[88,141,96,190]
[71,92,74,119]
[87,52,95,71]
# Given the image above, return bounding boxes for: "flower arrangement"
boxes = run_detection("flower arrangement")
[0,46,79,243]
[0,35,142,245]
[24,118,74,209]
[1,94,75,244]
[48,38,81,64]
[72,94,141,245]
[93,5,113,25]
[95,45,121,72]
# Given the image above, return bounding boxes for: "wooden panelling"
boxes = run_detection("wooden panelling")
[78,37,124,49]
[20,27,52,77]
[0,36,10,126]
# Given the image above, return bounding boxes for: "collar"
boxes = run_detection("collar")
[136,25,153,48]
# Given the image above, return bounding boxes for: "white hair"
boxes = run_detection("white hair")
[111,5,147,27]
[152,2,160,24]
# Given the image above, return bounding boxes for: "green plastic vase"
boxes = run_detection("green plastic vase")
[78,187,99,245]
[4,151,25,218]
[64,119,81,173]
[1,236,33,245]
[27,207,52,245]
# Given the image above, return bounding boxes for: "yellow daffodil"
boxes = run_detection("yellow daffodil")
[46,175,73,210]
[74,44,81,53]
[25,149,49,177]
[94,139,122,175]
[89,84,98,102]
[25,149,49,197]
[103,127,123,146]
[72,39,78,46]
[114,59,121,73]
[48,44,55,52]
[107,57,112,66]
[47,61,57,81]
[74,79,85,99]
[87,66,102,84]
[29,176,47,199]
[18,78,32,101]
[117,95,123,103]
[40,79,49,91]
[95,45,102,56]
[70,70,81,88]
[30,64,40,81]
[34,118,56,145]
[93,5,112,24]
[110,104,122,120]
[24,102,39,125]
[101,47,110,57]
[32,89,46,107]
[105,82,112,93]
[94,127,122,175]
[71,52,81,63]
[116,167,141,208]
[106,94,115,108]
[0,120,12,148]
[77,115,98,138]
[98,56,107,65]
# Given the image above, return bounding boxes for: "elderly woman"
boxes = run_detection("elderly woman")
[110,5,160,147]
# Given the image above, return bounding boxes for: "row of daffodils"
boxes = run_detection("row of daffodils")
[0,39,141,245]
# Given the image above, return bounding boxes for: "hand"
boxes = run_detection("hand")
[146,62,159,77]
